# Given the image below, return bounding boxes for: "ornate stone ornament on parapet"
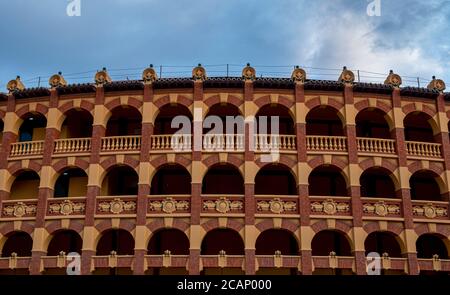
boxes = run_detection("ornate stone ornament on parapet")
[242,63,256,81]
[49,72,67,88]
[148,197,189,213]
[192,64,207,81]
[310,199,350,215]
[142,65,158,84]
[427,76,446,93]
[291,66,306,84]
[98,198,136,214]
[48,199,85,215]
[94,67,112,86]
[384,70,402,88]
[257,198,297,214]
[203,197,243,213]
[413,203,448,219]
[338,66,355,85]
[3,202,37,217]
[6,76,25,93]
[363,201,400,217]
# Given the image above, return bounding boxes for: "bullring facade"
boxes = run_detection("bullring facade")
[0,64,449,275]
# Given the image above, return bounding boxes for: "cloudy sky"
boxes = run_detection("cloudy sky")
[0,0,449,89]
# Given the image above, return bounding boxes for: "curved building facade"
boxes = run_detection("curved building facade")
[0,65,449,275]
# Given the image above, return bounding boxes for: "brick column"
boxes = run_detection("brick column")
[30,88,60,275]
[294,81,312,275]
[134,83,153,275]
[343,83,366,275]
[391,87,418,275]
[189,79,203,275]
[81,85,106,275]
[0,93,18,206]
[243,79,256,274]
[435,93,450,203]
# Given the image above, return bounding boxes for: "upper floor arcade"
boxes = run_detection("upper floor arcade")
[0,65,448,160]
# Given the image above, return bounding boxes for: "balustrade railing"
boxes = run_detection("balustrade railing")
[357,138,396,154]
[151,134,192,151]
[253,134,296,151]
[54,138,91,154]
[9,141,44,157]
[406,141,442,158]
[203,134,244,151]
[306,136,347,152]
[101,136,141,152]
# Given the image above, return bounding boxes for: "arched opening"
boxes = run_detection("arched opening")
[18,112,47,142]
[105,106,142,136]
[94,229,135,275]
[409,170,443,201]
[311,230,353,275]
[154,104,192,135]
[202,164,244,195]
[200,228,245,275]
[0,231,32,275]
[96,229,135,256]
[404,112,435,143]
[256,229,298,255]
[416,234,449,259]
[360,167,396,198]
[255,164,297,195]
[308,165,347,196]
[364,231,403,258]
[306,106,344,136]
[60,109,93,138]
[101,165,138,196]
[255,229,299,275]
[54,168,88,198]
[43,230,83,275]
[10,170,40,200]
[255,104,295,135]
[148,229,189,255]
[1,231,32,257]
[146,229,190,275]
[150,164,191,195]
[47,230,82,256]
[312,230,352,256]
[356,108,391,139]
[203,103,242,135]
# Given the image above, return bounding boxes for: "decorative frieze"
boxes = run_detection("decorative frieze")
[310,198,350,215]
[413,203,448,219]
[97,198,137,214]
[203,197,243,213]
[149,197,189,213]
[48,199,85,216]
[363,201,401,217]
[2,201,37,218]
[256,198,297,214]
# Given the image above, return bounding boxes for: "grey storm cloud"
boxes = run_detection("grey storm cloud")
[0,0,448,89]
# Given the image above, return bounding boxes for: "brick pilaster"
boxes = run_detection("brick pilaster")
[391,87,418,274]
[188,80,203,275]
[343,83,365,274]
[30,89,59,274]
[294,82,312,274]
[134,83,153,274]
[81,85,106,275]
